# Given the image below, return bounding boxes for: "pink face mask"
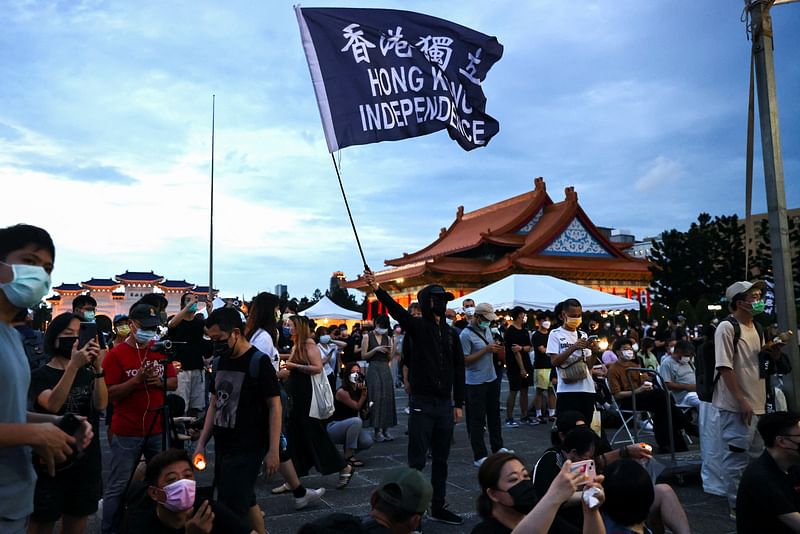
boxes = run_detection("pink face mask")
[159,478,196,512]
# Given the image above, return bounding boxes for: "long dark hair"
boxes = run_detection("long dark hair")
[476,452,527,518]
[43,312,80,357]
[244,292,281,344]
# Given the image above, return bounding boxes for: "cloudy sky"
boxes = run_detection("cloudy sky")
[2,1,799,300]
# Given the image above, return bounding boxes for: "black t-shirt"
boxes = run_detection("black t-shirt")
[121,497,250,534]
[504,325,533,372]
[533,449,583,531]
[333,388,362,421]
[472,517,512,534]
[210,347,281,452]
[531,330,552,369]
[737,451,800,534]
[343,332,363,363]
[30,364,102,470]
[167,317,211,370]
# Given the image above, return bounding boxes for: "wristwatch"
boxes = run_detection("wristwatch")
[93,370,105,378]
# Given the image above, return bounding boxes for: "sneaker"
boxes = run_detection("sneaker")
[294,487,325,510]
[642,420,654,432]
[375,431,386,443]
[429,506,464,525]
[526,417,540,426]
[496,447,515,454]
[271,482,291,495]
[538,415,549,424]
[382,430,394,441]
[505,419,520,428]
[548,415,556,422]
[473,456,487,467]
[728,505,737,521]
[404,407,411,415]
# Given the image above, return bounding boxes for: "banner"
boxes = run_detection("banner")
[295,6,503,152]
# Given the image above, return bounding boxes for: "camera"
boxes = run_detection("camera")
[150,340,186,354]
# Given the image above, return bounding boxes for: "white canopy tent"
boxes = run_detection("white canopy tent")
[299,296,363,321]
[449,274,640,312]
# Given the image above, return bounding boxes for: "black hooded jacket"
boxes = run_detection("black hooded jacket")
[374,287,465,407]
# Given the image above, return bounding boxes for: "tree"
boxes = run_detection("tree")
[327,286,363,312]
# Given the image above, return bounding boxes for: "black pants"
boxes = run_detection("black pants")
[465,379,503,461]
[620,389,687,450]
[408,395,454,511]
[556,392,596,424]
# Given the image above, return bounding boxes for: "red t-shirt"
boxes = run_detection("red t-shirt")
[103,341,177,437]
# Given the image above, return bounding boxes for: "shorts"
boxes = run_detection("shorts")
[215,446,267,516]
[31,465,102,522]
[176,369,206,411]
[506,364,534,391]
[534,369,554,390]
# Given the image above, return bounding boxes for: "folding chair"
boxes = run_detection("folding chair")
[605,377,654,446]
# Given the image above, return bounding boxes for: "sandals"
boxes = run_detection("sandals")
[336,465,355,489]
[346,456,365,467]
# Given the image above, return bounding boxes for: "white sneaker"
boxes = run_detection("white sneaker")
[642,420,654,432]
[497,447,514,454]
[375,430,386,442]
[382,430,394,441]
[294,487,326,510]
[404,407,411,414]
[473,457,487,467]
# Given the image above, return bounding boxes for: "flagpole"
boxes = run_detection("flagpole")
[209,95,215,304]
[330,153,369,270]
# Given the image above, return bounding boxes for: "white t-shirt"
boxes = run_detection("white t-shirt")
[546,326,595,394]
[250,328,281,371]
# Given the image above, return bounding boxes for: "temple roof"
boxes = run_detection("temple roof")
[159,279,195,289]
[53,283,83,292]
[192,286,218,294]
[82,278,121,288]
[46,294,62,301]
[115,271,164,283]
[346,178,650,290]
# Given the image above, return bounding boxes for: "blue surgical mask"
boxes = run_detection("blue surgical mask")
[0,263,51,308]
[188,303,198,313]
[479,320,491,329]
[83,310,96,322]
[319,335,331,344]
[134,329,156,344]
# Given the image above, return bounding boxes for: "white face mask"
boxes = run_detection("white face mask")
[464,306,475,316]
[445,318,453,326]
[374,327,387,335]
[631,343,639,352]
[0,263,52,308]
[541,320,551,329]
[621,350,635,360]
[680,357,692,365]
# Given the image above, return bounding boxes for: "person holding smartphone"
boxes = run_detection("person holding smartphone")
[28,312,107,534]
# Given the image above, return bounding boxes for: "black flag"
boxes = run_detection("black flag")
[296,6,503,152]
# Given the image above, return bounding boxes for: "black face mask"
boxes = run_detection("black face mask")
[431,296,448,316]
[213,338,234,358]
[504,479,538,514]
[55,336,78,359]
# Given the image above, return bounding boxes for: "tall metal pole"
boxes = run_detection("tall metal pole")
[748,0,800,409]
[209,95,215,305]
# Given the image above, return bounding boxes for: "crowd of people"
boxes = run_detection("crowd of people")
[1,223,799,534]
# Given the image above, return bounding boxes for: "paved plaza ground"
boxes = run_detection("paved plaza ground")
[87,385,735,533]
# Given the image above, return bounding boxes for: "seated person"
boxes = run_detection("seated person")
[545,412,690,534]
[327,363,374,466]
[474,451,604,534]
[607,337,697,453]
[120,448,252,534]
[601,460,655,534]
[737,411,800,534]
[658,340,699,409]
[298,467,432,534]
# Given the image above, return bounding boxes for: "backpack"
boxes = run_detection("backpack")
[696,315,763,402]
[19,329,47,370]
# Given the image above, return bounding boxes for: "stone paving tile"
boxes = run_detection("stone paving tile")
[84,385,730,533]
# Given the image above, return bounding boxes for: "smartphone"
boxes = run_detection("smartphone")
[586,335,599,342]
[78,322,98,349]
[570,459,596,487]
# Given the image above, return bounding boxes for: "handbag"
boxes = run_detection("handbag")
[559,356,588,383]
[309,370,335,420]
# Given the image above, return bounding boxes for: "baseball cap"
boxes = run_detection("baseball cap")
[426,284,454,301]
[376,467,433,515]
[113,314,129,324]
[725,280,766,301]
[129,304,160,328]
[475,302,498,321]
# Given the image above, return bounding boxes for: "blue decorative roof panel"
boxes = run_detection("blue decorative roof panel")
[540,219,613,257]
[515,208,544,235]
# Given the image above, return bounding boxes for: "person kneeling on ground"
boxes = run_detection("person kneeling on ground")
[297,467,432,534]
[120,448,253,534]
[327,363,374,466]
[473,451,605,534]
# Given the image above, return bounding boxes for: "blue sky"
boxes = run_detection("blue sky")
[2,1,798,300]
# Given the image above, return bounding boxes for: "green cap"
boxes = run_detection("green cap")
[377,467,433,515]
